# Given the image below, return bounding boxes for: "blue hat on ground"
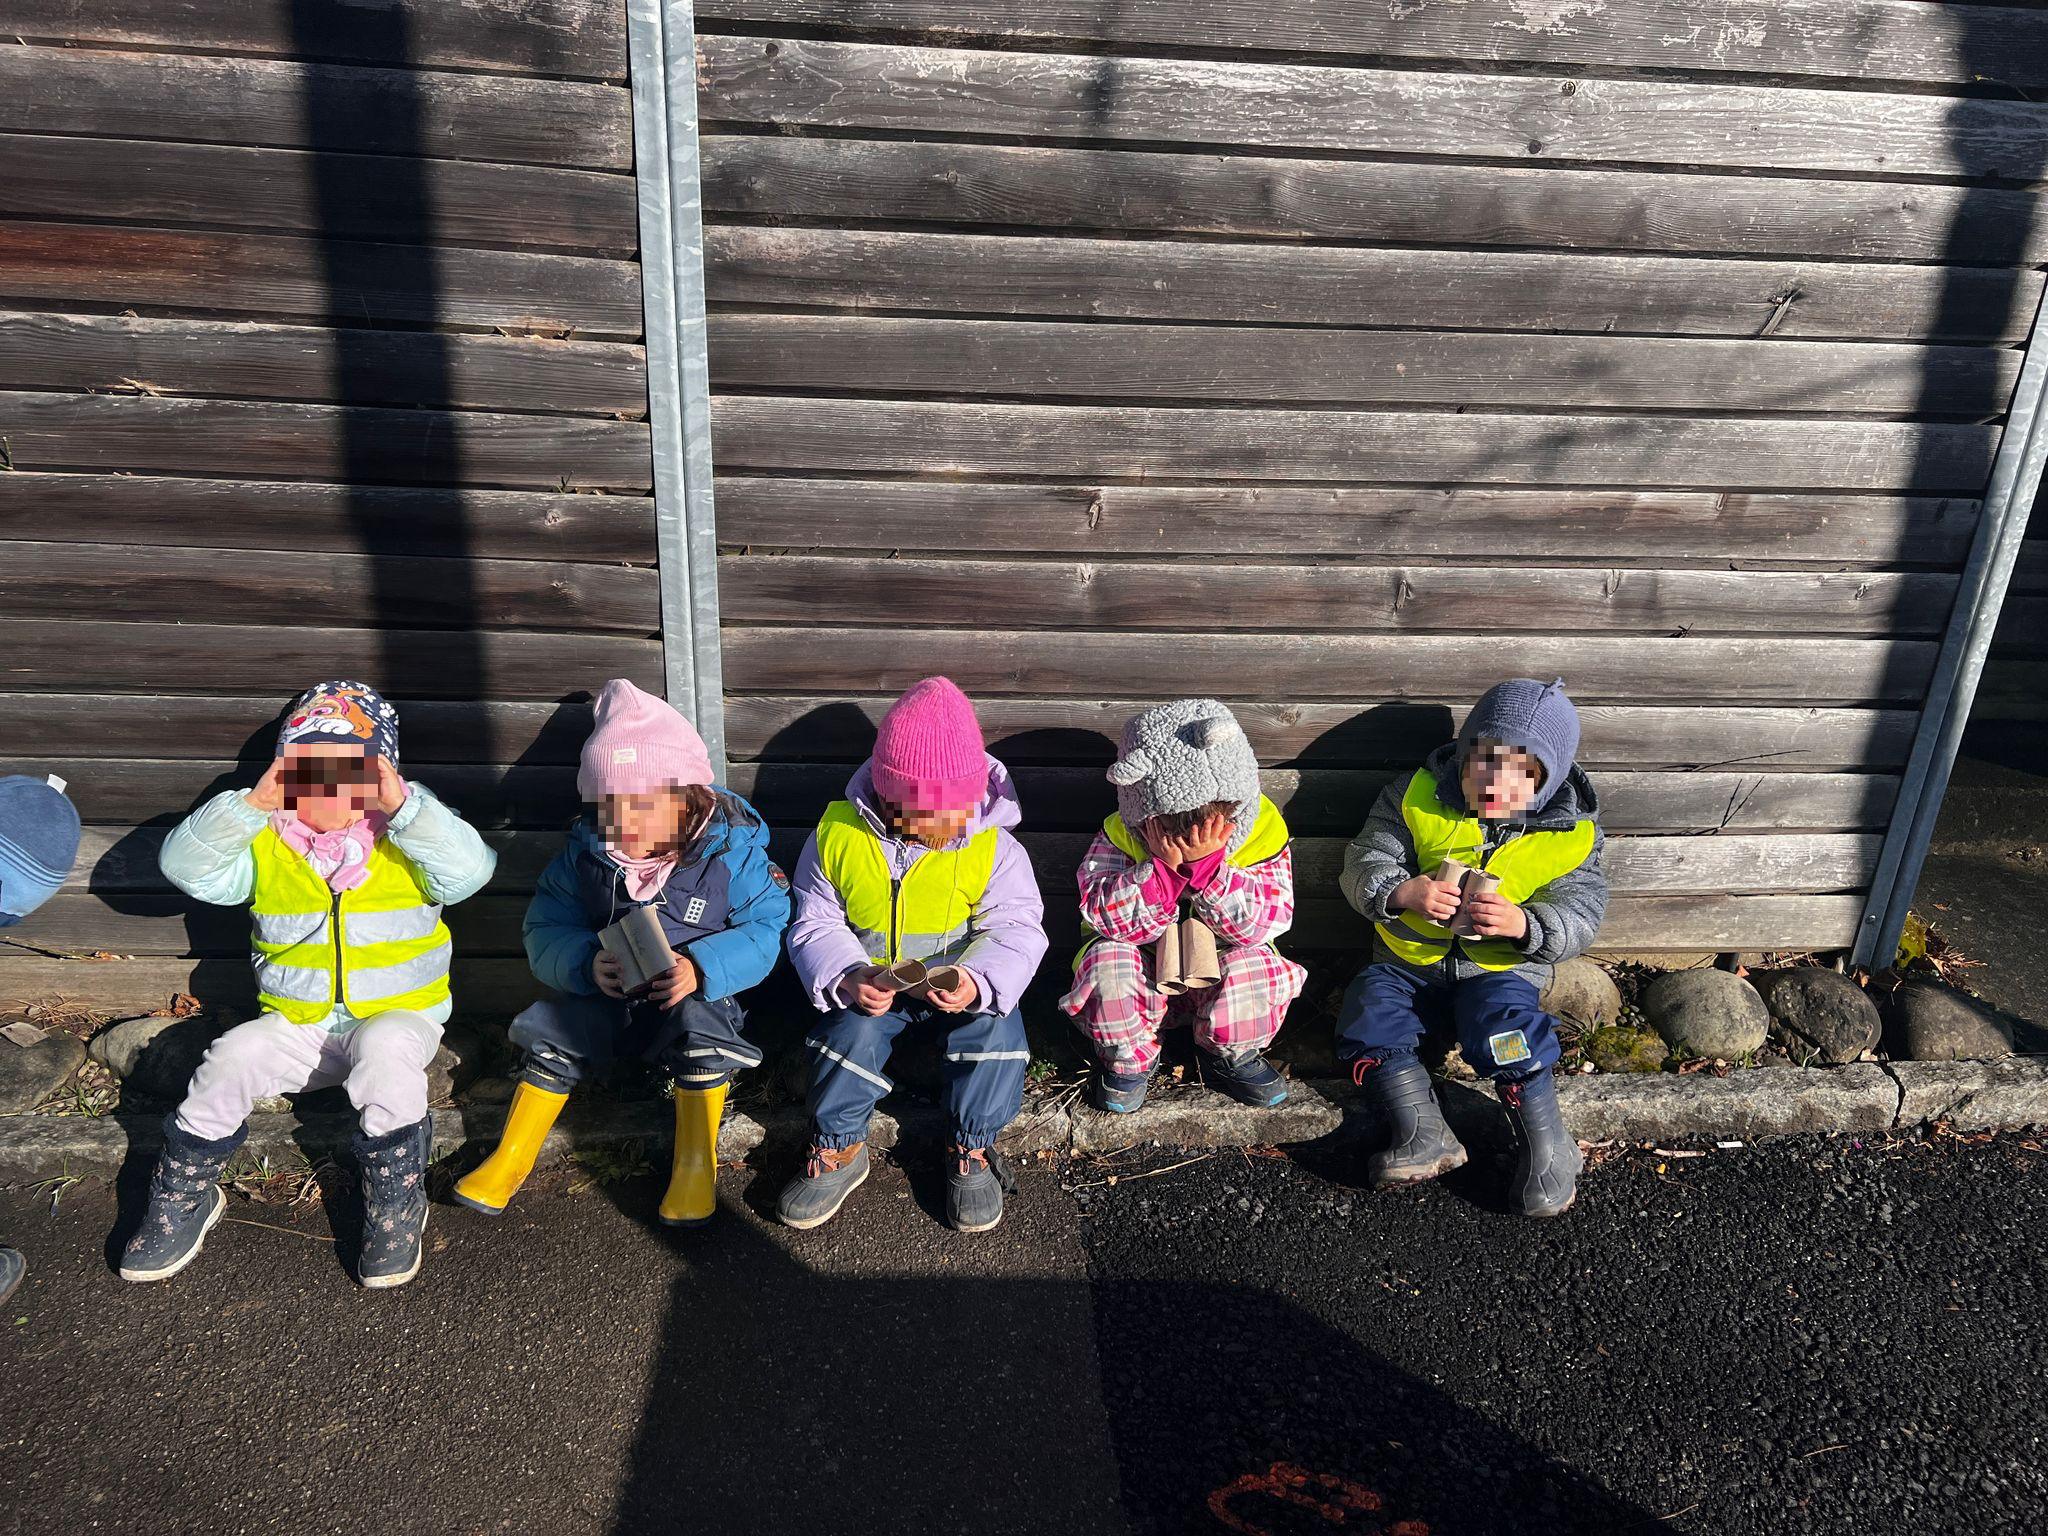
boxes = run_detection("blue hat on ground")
[1457,678,1582,813]
[0,774,81,928]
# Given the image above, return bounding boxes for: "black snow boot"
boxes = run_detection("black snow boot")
[120,1116,244,1283]
[355,1117,432,1289]
[1353,1054,1468,1189]
[1498,1070,1581,1218]
[945,1144,1016,1234]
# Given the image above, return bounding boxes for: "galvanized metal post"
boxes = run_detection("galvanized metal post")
[627,0,727,777]
[1852,286,2048,970]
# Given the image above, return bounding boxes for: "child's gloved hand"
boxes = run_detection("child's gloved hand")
[1461,889,1528,941]
[1392,873,1462,923]
[843,965,896,1017]
[923,972,977,1014]
[639,953,700,1010]
[373,756,409,815]
[246,758,286,813]
[593,949,630,1000]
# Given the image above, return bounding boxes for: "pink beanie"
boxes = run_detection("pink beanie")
[870,677,987,811]
[577,679,714,800]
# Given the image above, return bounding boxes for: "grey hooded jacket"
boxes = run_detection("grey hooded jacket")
[1338,743,1609,988]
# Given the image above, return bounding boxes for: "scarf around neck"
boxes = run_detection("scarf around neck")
[272,812,384,893]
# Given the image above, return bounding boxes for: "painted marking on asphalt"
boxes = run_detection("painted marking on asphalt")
[1205,1460,1429,1535]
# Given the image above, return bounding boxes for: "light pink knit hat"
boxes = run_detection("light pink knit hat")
[870,677,987,811]
[577,679,714,800]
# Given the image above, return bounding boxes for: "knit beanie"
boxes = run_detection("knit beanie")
[578,679,715,800]
[1457,677,1582,812]
[0,774,81,928]
[870,677,988,811]
[278,680,400,762]
[1107,699,1261,854]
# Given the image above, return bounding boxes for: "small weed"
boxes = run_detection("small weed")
[569,1140,653,1193]
[1025,1057,1058,1088]
[29,1174,84,1214]
[220,1149,330,1207]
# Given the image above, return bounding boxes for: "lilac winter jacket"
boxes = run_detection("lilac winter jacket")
[784,756,1048,1015]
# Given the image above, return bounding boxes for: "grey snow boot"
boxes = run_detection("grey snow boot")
[121,1116,243,1282]
[355,1117,431,1289]
[776,1142,870,1231]
[1354,1054,1468,1189]
[945,1144,1015,1234]
[1499,1070,1581,1218]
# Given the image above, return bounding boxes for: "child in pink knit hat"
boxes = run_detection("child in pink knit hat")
[780,677,1048,1236]
[455,679,789,1228]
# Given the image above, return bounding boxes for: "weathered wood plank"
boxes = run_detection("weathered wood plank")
[723,696,1919,770]
[0,476,653,564]
[698,35,2048,180]
[1580,895,1861,953]
[0,222,643,337]
[0,314,647,417]
[0,394,652,490]
[0,542,660,634]
[710,398,1997,492]
[707,315,2017,417]
[714,480,1983,565]
[23,893,536,957]
[700,138,2048,264]
[1,135,638,256]
[704,229,2048,346]
[692,0,2048,92]
[0,45,632,170]
[71,826,562,894]
[720,557,1959,637]
[0,694,594,764]
[0,621,663,700]
[0,0,627,81]
[723,629,1937,703]
[0,954,539,1019]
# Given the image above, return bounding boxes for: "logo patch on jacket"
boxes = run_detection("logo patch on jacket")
[1488,1029,1532,1066]
[767,861,789,889]
[683,896,708,925]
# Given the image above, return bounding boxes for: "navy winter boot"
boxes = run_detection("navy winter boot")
[1353,1054,1468,1189]
[946,1144,1016,1234]
[355,1117,431,1289]
[1197,1046,1290,1108]
[120,1116,244,1283]
[777,1142,870,1230]
[1499,1070,1580,1218]
[1091,1061,1159,1114]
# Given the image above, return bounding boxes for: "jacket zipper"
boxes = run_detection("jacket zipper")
[888,872,902,963]
[331,888,347,1015]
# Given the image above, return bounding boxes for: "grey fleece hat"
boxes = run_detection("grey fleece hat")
[1106,699,1262,853]
[1457,677,1582,812]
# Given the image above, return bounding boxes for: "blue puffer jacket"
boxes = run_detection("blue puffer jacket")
[523,788,791,1004]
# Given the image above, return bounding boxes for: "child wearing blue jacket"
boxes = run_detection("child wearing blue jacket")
[456,680,790,1227]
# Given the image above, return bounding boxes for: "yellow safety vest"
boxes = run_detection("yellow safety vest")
[1375,768,1596,972]
[813,800,998,966]
[1078,796,1292,965]
[248,828,452,1024]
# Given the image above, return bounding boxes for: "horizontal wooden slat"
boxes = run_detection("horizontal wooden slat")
[71,827,563,894]
[24,892,536,957]
[0,621,663,700]
[0,954,540,1019]
[722,557,1958,636]
[0,542,660,634]
[2,0,627,81]
[714,480,1983,565]
[0,45,632,170]
[693,0,2048,92]
[698,35,2048,181]
[0,314,647,417]
[0,222,643,337]
[710,398,1997,491]
[1583,895,1861,953]
[704,229,2048,346]
[0,476,653,564]
[724,629,1937,704]
[700,138,2048,264]
[707,315,2017,417]
[1,135,637,256]
[723,697,1919,771]
[0,394,652,489]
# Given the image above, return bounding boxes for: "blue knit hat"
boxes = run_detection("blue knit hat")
[1457,678,1581,813]
[0,774,81,928]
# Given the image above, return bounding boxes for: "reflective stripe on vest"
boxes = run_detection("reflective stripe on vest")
[248,827,453,1024]
[1077,796,1292,967]
[812,800,999,966]
[1374,768,1596,972]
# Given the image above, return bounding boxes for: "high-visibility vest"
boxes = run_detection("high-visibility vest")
[248,828,452,1024]
[1375,768,1596,972]
[812,800,998,966]
[1078,795,1292,964]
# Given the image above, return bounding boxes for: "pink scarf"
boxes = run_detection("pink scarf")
[604,809,708,902]
[272,812,385,893]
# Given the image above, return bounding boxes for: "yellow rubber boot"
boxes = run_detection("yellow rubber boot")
[659,1082,725,1227]
[453,1082,569,1215]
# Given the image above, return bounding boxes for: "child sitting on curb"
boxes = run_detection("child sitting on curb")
[1334,678,1608,1218]
[456,679,789,1227]
[779,677,1047,1235]
[126,682,496,1287]
[1060,699,1304,1114]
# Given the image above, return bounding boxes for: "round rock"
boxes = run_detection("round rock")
[1642,968,1770,1060]
[1541,958,1622,1029]
[87,1013,223,1102]
[0,1033,87,1112]
[1583,1025,1668,1074]
[1881,979,2013,1062]
[1763,967,1882,1065]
